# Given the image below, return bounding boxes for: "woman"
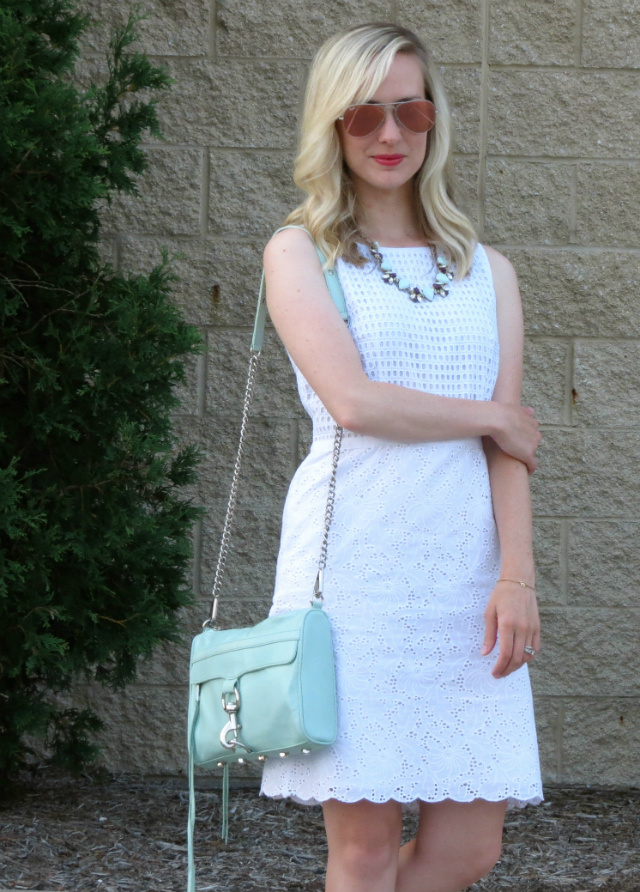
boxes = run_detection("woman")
[260,23,542,892]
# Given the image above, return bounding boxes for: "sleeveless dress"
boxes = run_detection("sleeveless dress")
[260,244,543,808]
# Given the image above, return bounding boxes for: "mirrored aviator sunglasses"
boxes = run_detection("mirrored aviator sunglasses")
[340,99,436,137]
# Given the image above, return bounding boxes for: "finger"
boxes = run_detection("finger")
[505,631,528,676]
[481,609,498,656]
[522,643,535,662]
[491,631,514,678]
[532,628,541,654]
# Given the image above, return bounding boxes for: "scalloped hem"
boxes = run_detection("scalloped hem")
[262,791,544,811]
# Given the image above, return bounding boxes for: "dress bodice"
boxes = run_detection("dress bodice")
[292,244,500,441]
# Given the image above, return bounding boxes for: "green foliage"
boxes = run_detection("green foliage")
[0,0,202,782]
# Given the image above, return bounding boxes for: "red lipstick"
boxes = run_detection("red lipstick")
[372,154,404,166]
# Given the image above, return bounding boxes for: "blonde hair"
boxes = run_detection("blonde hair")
[285,23,477,277]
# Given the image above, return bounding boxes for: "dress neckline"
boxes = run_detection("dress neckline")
[356,241,432,252]
[377,245,431,250]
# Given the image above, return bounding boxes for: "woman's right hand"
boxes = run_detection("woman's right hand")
[491,404,541,473]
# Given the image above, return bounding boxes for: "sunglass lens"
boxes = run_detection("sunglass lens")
[396,100,436,133]
[342,104,385,137]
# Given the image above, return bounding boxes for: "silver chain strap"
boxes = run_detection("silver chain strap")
[313,424,343,602]
[205,349,344,628]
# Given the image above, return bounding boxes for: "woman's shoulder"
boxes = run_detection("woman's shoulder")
[476,244,521,312]
[478,244,517,278]
[263,226,326,298]
[264,225,318,266]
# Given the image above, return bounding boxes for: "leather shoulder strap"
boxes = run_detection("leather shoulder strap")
[251,225,349,351]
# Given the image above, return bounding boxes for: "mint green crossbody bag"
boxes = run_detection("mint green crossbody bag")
[187,228,349,892]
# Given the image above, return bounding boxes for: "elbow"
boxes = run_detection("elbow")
[328,390,370,434]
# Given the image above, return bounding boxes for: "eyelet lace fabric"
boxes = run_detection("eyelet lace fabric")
[261,245,542,809]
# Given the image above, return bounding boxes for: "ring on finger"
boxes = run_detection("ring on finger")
[523,645,536,656]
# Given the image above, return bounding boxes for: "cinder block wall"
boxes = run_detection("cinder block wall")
[72,0,640,786]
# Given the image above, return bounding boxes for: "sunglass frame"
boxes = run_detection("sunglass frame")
[338,99,436,137]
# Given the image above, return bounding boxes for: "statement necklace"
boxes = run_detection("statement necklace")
[365,238,454,304]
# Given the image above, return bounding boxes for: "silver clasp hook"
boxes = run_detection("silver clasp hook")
[312,570,324,606]
[202,596,219,630]
[219,686,250,752]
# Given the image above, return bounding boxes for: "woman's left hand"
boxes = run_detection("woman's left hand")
[481,580,541,678]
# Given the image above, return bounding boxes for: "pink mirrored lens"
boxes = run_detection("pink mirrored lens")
[396,100,436,133]
[342,105,386,136]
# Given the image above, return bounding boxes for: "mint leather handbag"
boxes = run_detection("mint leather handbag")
[187,229,349,892]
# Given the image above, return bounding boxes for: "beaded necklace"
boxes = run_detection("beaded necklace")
[364,238,454,304]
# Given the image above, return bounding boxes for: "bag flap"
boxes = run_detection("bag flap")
[190,637,298,684]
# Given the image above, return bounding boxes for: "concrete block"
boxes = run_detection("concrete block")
[523,338,569,425]
[563,699,640,786]
[534,608,640,697]
[575,163,640,249]
[208,239,265,326]
[172,413,293,508]
[297,416,313,464]
[567,521,640,608]
[69,53,108,96]
[489,0,576,66]
[217,0,393,58]
[101,148,203,236]
[136,636,191,686]
[573,340,640,427]
[206,328,302,419]
[120,238,267,328]
[179,601,213,635]
[582,0,640,68]
[530,430,640,517]
[119,237,218,327]
[452,155,479,230]
[396,0,483,64]
[529,696,562,783]
[59,684,187,774]
[98,235,117,267]
[440,66,481,155]
[532,519,564,606]
[79,0,210,56]
[153,59,301,149]
[171,350,203,418]
[199,501,283,608]
[175,412,295,506]
[487,71,640,159]
[484,160,572,245]
[192,413,296,502]
[209,150,300,239]
[506,249,640,339]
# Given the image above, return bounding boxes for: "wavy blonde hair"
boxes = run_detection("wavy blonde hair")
[285,23,477,277]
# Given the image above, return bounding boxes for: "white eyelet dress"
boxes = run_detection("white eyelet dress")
[260,244,543,809]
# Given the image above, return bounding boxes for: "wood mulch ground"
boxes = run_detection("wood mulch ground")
[0,773,639,891]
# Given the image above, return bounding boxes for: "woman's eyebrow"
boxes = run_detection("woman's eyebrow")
[366,95,424,104]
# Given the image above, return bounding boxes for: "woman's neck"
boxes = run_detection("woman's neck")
[354,183,428,248]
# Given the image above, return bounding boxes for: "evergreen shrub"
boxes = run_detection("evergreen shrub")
[0,0,202,782]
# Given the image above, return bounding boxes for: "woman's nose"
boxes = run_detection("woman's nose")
[376,108,402,142]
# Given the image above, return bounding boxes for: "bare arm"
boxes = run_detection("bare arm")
[480,247,541,678]
[264,229,541,468]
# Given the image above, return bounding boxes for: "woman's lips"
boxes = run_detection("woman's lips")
[372,154,405,166]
